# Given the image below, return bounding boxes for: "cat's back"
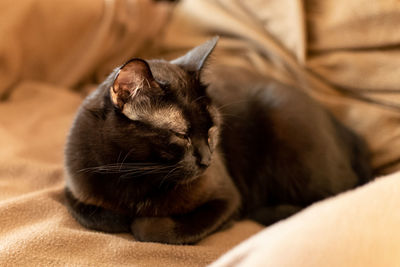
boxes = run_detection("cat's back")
[205,65,370,208]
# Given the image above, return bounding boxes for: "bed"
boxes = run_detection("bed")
[1,0,399,266]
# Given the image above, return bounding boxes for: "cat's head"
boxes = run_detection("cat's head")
[66,37,221,191]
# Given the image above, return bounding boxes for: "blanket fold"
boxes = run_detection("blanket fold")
[1,0,400,266]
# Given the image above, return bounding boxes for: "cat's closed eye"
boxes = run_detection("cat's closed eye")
[172,131,189,140]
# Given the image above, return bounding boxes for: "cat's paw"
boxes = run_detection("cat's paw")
[131,217,178,244]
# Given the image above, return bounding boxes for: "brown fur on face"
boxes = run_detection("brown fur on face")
[64,38,233,244]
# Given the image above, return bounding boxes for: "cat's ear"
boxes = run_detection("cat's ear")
[110,59,159,109]
[171,36,219,72]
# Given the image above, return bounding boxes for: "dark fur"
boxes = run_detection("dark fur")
[64,37,372,244]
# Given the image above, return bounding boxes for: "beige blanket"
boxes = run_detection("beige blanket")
[211,171,400,267]
[0,0,399,266]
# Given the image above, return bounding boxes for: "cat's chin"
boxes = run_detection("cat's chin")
[177,176,201,185]
[177,169,206,185]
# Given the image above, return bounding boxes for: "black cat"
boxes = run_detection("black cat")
[64,37,372,244]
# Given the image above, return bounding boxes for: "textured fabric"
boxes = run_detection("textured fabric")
[210,171,400,267]
[0,0,400,266]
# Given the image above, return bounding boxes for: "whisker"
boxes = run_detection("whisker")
[216,112,242,119]
[77,162,174,174]
[191,95,207,105]
[120,148,136,171]
[119,164,180,180]
[215,99,250,111]
[159,165,184,188]
[116,151,123,165]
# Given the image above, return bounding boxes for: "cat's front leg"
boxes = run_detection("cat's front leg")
[131,217,177,243]
[131,199,237,244]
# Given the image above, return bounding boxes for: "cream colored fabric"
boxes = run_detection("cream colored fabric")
[210,171,400,267]
[0,0,400,266]
[0,0,171,95]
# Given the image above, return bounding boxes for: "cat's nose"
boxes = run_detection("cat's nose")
[198,152,211,168]
[194,140,211,168]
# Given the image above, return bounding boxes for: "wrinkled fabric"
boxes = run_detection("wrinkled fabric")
[211,171,400,267]
[0,0,399,266]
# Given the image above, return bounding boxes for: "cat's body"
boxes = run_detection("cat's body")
[65,37,372,244]
[207,66,371,219]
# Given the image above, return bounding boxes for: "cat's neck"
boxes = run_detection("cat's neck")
[136,150,238,216]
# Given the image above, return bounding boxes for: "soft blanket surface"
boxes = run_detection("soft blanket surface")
[1,0,400,266]
[210,171,400,267]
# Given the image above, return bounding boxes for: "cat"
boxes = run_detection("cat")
[64,37,372,244]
